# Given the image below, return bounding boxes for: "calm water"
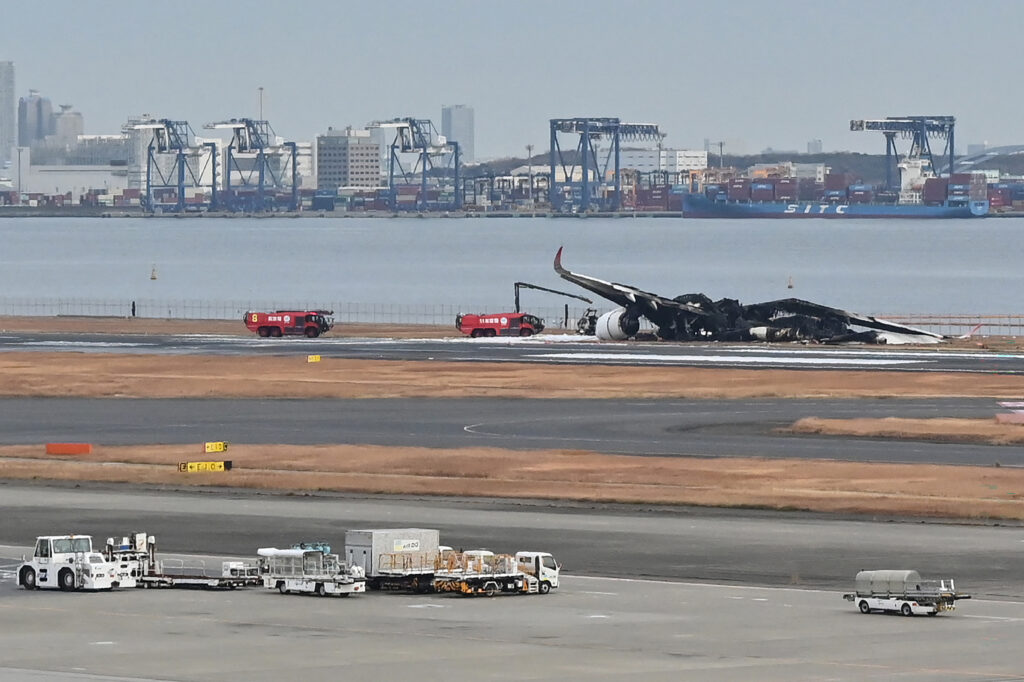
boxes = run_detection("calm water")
[1,215,1022,314]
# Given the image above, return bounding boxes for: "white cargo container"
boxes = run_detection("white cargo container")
[345,528,439,591]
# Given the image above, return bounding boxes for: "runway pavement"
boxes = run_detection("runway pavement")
[1,486,1023,681]
[0,485,1021,598]
[4,330,1024,373]
[2,572,1023,681]
[1,396,1021,466]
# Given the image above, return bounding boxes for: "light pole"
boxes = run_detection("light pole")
[258,87,264,120]
[525,143,533,201]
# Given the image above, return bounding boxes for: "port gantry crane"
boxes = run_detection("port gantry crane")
[203,118,297,212]
[374,118,461,212]
[133,119,217,213]
[849,116,955,191]
[548,118,662,213]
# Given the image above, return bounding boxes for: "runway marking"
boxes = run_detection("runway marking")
[530,352,925,366]
[407,604,446,609]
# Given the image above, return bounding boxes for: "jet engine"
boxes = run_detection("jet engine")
[595,308,640,341]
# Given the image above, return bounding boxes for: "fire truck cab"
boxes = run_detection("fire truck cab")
[456,312,544,338]
[244,310,334,338]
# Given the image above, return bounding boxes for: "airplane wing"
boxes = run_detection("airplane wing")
[553,247,706,316]
[748,298,944,340]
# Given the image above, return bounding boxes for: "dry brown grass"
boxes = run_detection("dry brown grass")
[788,417,1024,445]
[5,352,1024,400]
[2,443,1023,519]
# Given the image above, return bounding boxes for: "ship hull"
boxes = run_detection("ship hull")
[682,193,989,218]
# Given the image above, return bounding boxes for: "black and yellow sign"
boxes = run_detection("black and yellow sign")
[203,441,229,453]
[178,460,233,473]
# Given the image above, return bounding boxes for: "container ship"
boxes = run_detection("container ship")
[683,162,990,218]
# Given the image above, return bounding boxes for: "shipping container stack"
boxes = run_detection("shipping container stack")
[988,182,1012,210]
[727,178,751,202]
[969,172,988,201]
[947,173,971,204]
[847,184,874,204]
[750,181,775,202]
[824,173,854,191]
[636,185,669,211]
[704,183,727,202]
[775,178,798,201]
[922,178,948,206]
[797,178,820,201]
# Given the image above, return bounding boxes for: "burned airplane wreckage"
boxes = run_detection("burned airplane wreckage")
[554,248,943,344]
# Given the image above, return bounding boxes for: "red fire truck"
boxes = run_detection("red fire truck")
[456,313,544,338]
[244,310,334,338]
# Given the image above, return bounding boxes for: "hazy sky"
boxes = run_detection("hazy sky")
[4,0,1021,158]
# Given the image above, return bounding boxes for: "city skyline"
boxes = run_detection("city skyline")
[2,1,1022,159]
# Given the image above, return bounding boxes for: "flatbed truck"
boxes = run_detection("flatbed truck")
[843,570,970,616]
[433,549,560,597]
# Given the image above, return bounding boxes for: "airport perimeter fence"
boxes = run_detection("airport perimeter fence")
[2,298,1024,336]
[0,297,597,330]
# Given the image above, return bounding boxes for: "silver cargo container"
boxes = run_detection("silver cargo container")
[854,570,922,596]
[345,528,440,580]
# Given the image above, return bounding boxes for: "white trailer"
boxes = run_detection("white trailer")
[433,550,560,596]
[843,570,970,616]
[105,532,260,589]
[258,547,366,597]
[345,528,440,591]
[18,535,137,591]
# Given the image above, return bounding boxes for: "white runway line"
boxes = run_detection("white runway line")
[529,352,925,366]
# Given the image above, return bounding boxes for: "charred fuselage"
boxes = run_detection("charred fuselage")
[554,248,941,344]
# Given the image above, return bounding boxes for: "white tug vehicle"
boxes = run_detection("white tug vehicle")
[18,535,137,591]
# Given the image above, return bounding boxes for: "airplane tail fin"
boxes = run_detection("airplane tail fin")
[957,323,984,339]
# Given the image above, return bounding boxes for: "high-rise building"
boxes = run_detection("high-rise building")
[316,127,381,190]
[0,61,14,164]
[441,104,474,162]
[806,139,823,154]
[52,104,84,147]
[18,89,54,147]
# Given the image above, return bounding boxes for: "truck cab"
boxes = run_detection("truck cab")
[516,551,560,594]
[19,535,126,591]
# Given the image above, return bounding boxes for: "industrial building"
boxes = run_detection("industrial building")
[441,104,474,162]
[316,127,380,190]
[0,61,13,165]
[619,148,708,173]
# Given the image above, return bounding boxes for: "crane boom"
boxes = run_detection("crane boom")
[514,281,592,313]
